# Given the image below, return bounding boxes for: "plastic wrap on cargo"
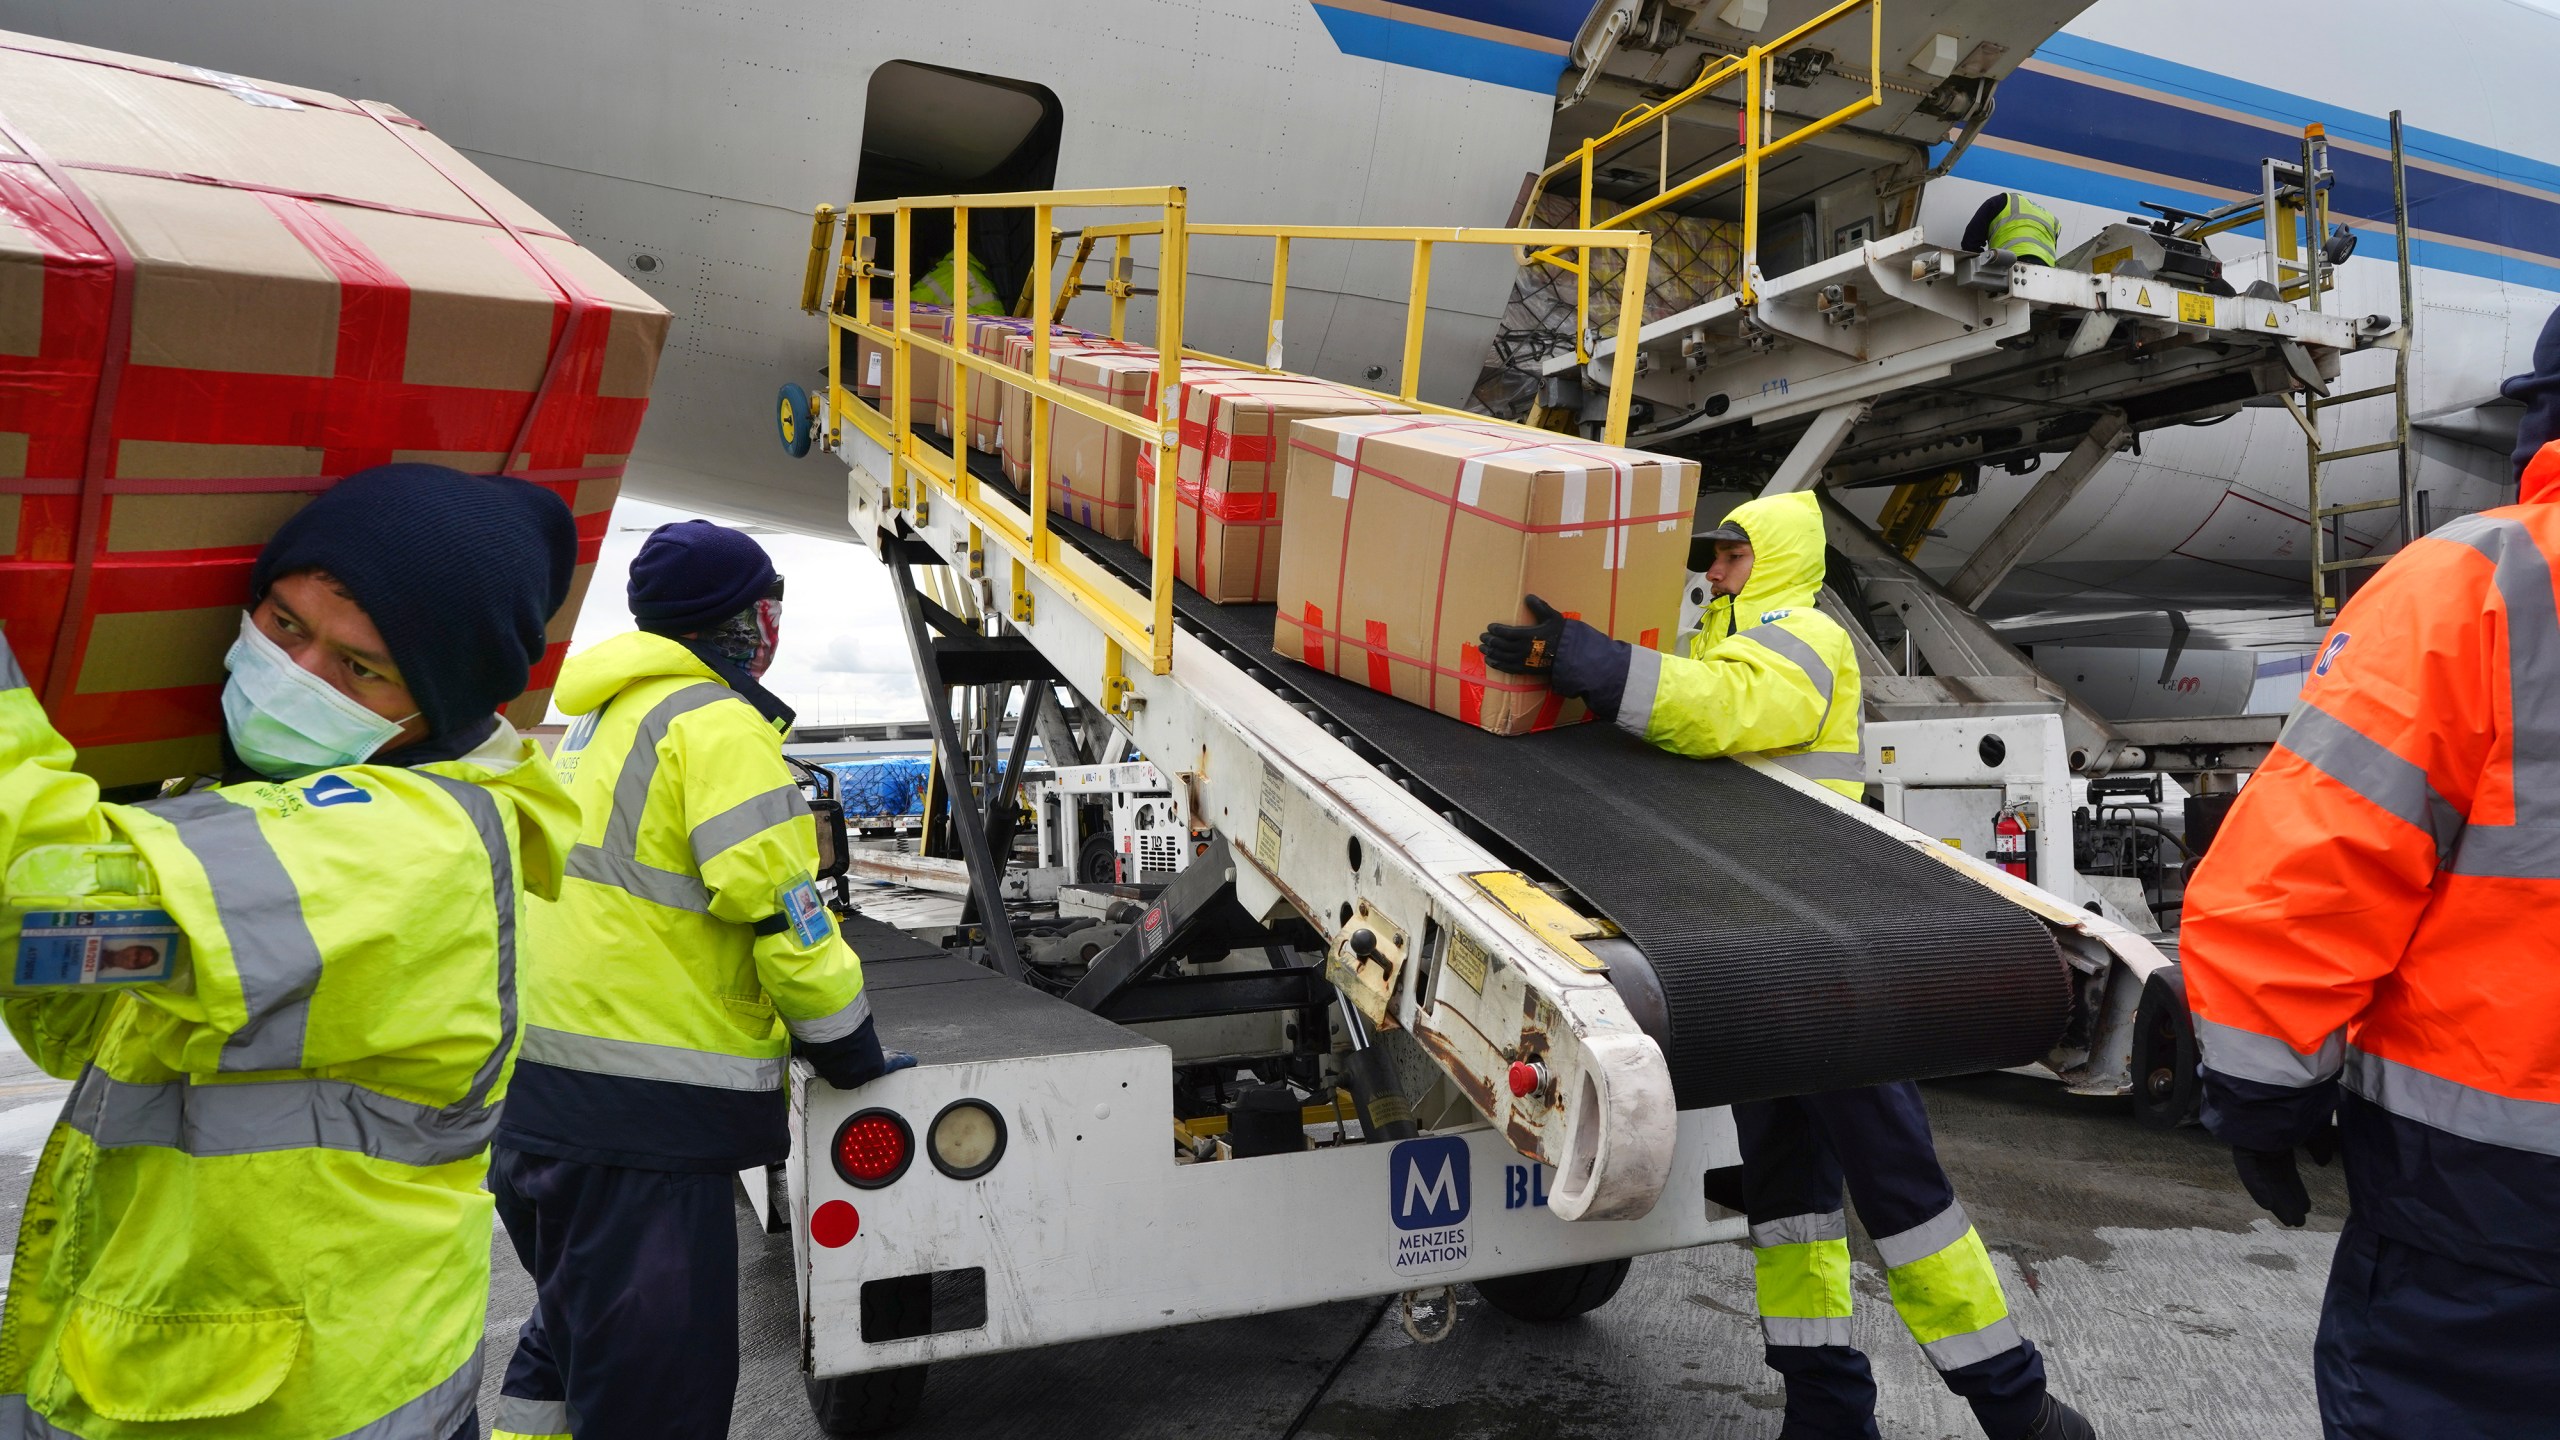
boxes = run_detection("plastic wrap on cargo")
[828,757,931,819]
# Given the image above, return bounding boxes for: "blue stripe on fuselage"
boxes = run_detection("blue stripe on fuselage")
[1958,33,2560,292]
[1310,5,1569,93]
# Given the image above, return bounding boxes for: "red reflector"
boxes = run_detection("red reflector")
[811,1199,860,1248]
[833,1109,914,1188]
[1508,1061,1543,1098]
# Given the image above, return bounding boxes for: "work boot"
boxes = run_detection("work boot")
[2025,1396,2096,1440]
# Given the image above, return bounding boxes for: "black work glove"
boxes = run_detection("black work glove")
[795,1015,918,1091]
[2232,1145,2310,1227]
[1479,596,1566,675]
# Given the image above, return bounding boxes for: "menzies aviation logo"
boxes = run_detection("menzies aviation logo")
[1387,1136,1471,1276]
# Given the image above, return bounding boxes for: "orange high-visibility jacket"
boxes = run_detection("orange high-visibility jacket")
[2182,440,2560,1278]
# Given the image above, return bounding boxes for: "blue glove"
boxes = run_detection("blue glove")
[795,1015,915,1090]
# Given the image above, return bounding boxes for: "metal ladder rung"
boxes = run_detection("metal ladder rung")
[2316,497,2406,518]
[2307,383,2401,411]
[2315,440,2404,464]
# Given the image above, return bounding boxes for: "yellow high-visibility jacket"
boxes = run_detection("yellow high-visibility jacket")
[504,632,868,1171]
[911,251,1003,316]
[0,638,577,1439]
[1618,490,1866,798]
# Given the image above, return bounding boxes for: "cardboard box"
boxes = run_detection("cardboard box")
[0,32,670,785]
[997,336,1152,518]
[1139,374,1412,604]
[936,316,1084,452]
[1274,417,1700,735]
[846,297,947,427]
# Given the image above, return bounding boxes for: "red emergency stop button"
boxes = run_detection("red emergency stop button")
[1508,1060,1547,1098]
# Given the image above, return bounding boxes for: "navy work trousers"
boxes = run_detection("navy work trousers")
[2318,1218,2560,1438]
[491,1146,742,1440]
[1736,1082,2047,1440]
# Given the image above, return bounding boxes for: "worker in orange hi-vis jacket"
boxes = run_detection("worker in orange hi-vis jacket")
[2180,418,2560,1439]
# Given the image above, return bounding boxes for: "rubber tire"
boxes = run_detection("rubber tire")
[777,381,816,458]
[1075,832,1118,886]
[1471,1257,1633,1323]
[2130,968,2202,1131]
[805,1368,926,1437]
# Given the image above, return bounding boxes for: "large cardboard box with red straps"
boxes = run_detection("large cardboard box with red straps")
[1274,417,1700,735]
[936,315,1085,453]
[996,330,1148,493]
[0,33,670,785]
[847,297,947,426]
[1138,373,1412,604]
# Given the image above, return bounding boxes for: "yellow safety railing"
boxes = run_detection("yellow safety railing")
[1522,0,1882,353]
[803,189,1651,681]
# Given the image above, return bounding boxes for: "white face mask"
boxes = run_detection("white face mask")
[220,612,417,779]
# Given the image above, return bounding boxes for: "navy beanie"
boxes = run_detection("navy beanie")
[2502,301,2560,483]
[251,464,578,741]
[627,520,779,634]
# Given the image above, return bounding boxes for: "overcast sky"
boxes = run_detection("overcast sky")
[562,497,922,727]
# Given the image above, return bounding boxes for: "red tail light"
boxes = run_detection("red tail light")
[833,1109,914,1189]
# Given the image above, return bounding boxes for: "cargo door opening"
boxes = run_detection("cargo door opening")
[856,61,1063,316]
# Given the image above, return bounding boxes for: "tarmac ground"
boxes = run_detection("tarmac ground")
[0,1032,2348,1439]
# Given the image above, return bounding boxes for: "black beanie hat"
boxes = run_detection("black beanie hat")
[250,464,578,740]
[2502,301,2560,483]
[627,519,780,634]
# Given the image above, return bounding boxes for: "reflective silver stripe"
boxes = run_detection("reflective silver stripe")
[604,684,737,854]
[1760,1316,1854,1348]
[62,1065,499,1167]
[519,1024,784,1092]
[1615,644,1662,739]
[784,990,874,1046]
[2448,824,2560,879]
[1917,1316,2025,1371]
[1749,1209,1848,1249]
[2343,1046,2560,1158]
[1743,623,1837,730]
[2277,704,2464,863]
[2436,515,2560,821]
[421,774,517,1110]
[1873,1201,1972,1271]
[138,790,322,1074]
[690,784,809,868]
[565,844,710,912]
[493,1394,572,1437]
[2197,1016,2344,1089]
[1773,750,1867,784]
[330,1341,483,1440]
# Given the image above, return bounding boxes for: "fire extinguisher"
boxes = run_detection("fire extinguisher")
[1992,805,2034,883]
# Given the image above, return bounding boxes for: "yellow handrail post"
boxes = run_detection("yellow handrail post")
[892,205,915,515]
[1265,237,1291,369]
[1030,201,1055,564]
[1576,141,1595,362]
[1110,234,1132,340]
[1741,51,1763,304]
[951,205,974,505]
[1603,236,1650,447]
[1400,239,1434,403]
[799,204,836,314]
[1151,188,1189,672]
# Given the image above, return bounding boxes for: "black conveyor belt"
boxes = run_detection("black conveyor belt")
[921,445,2068,1107]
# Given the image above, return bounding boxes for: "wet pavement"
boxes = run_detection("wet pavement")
[0,1034,2345,1438]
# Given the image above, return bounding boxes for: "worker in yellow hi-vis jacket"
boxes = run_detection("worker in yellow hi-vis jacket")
[1480,490,2094,1440]
[0,463,582,1440]
[492,520,904,1440]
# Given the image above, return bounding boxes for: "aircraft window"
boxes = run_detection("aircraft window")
[857,60,1064,313]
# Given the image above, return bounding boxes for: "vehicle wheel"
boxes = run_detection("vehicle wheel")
[2130,968,2201,1131]
[777,381,816,458]
[805,1368,926,1436]
[1075,832,1117,885]
[1471,1257,1632,1323]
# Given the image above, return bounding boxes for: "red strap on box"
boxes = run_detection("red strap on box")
[359,100,597,479]
[1301,602,1326,670]
[1364,619,1393,693]
[0,103,138,708]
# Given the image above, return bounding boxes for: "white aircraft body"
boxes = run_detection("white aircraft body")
[4,0,2553,641]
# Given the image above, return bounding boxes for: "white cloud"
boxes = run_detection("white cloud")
[559,497,924,726]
